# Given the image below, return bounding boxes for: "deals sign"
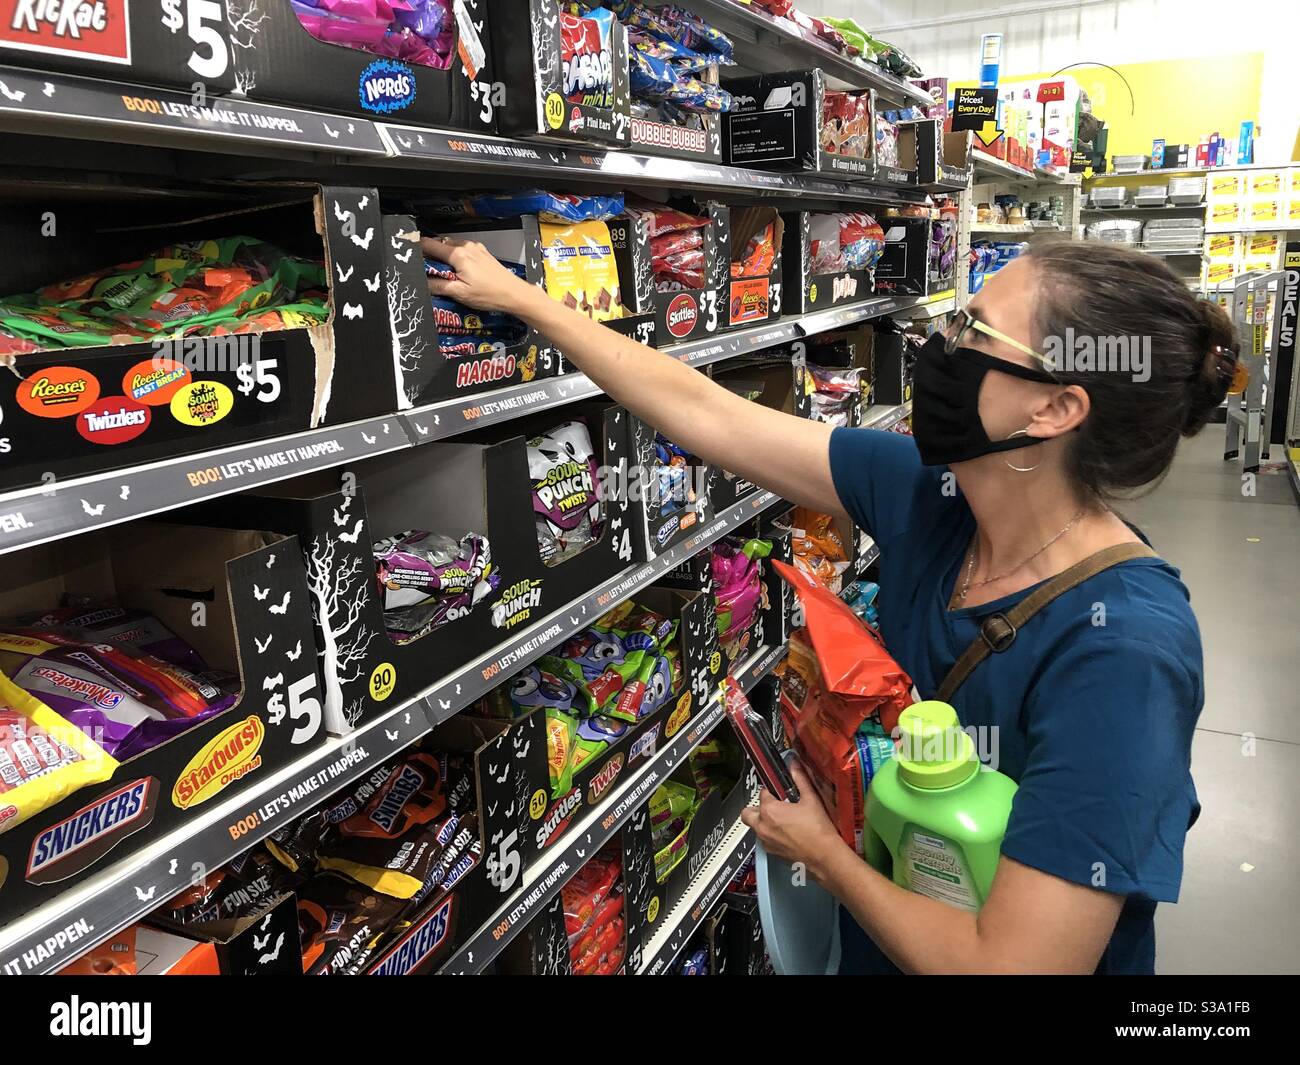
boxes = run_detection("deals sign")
[0,0,133,65]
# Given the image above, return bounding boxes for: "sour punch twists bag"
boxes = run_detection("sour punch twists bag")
[374,530,499,641]
[529,420,605,565]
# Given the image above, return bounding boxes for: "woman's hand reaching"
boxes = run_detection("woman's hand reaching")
[422,235,540,315]
[740,762,848,884]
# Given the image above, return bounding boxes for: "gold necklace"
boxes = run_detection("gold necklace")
[955,505,1089,604]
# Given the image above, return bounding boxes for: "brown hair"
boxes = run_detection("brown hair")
[1025,241,1237,498]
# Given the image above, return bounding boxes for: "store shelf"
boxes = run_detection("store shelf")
[971,222,1064,235]
[1139,247,1205,257]
[636,816,755,974]
[0,487,784,976]
[681,0,932,104]
[1082,203,1206,214]
[892,292,956,319]
[861,401,912,430]
[1093,163,1288,178]
[439,639,787,975]
[1205,224,1300,234]
[0,297,932,558]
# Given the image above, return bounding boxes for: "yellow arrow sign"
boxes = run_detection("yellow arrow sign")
[975,120,1004,148]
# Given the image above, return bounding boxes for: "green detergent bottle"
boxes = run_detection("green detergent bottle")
[864,701,1017,912]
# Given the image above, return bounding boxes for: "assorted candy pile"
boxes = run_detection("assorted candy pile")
[803,364,860,428]
[730,212,778,279]
[821,91,873,159]
[651,433,700,515]
[529,419,606,566]
[290,0,455,69]
[790,507,849,587]
[562,844,626,974]
[374,529,499,642]
[476,598,682,796]
[875,114,901,169]
[626,202,709,292]
[0,237,328,360]
[808,211,884,275]
[611,0,734,127]
[649,736,736,881]
[711,536,771,664]
[426,256,531,356]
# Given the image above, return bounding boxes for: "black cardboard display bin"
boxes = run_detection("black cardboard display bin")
[0,520,328,928]
[874,215,931,297]
[631,201,730,347]
[433,584,720,917]
[0,182,423,493]
[143,891,304,975]
[620,411,718,561]
[706,358,798,511]
[782,210,878,315]
[0,0,492,131]
[725,207,784,329]
[199,400,640,732]
[723,69,879,182]
[490,0,632,147]
[629,111,722,163]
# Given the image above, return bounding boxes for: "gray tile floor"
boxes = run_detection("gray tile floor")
[1119,430,1300,974]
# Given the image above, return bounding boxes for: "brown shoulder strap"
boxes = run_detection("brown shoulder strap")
[935,542,1157,704]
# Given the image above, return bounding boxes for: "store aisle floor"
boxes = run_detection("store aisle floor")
[1118,430,1300,975]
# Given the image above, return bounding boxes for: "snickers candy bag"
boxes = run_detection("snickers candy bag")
[528,420,605,565]
[297,872,408,975]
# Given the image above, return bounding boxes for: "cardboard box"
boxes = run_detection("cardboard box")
[491,0,632,147]
[902,121,971,186]
[1251,170,1285,197]
[1202,258,1239,289]
[0,0,491,131]
[0,182,425,493]
[707,358,798,510]
[725,207,785,328]
[629,114,722,163]
[623,413,716,560]
[874,216,932,297]
[782,211,877,314]
[1209,173,1245,200]
[1250,199,1282,226]
[142,891,303,975]
[624,723,756,924]
[723,70,882,181]
[0,520,328,926]
[1208,200,1244,228]
[1206,232,1243,261]
[196,401,640,729]
[433,585,721,908]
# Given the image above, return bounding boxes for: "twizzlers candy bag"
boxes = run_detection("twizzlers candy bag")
[772,559,912,853]
[529,420,605,565]
[562,6,617,109]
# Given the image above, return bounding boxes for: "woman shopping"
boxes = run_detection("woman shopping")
[425,235,1236,975]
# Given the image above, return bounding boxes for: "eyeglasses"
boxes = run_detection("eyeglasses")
[945,309,1058,378]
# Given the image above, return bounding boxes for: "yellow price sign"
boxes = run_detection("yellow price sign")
[529,789,548,820]
[808,282,818,304]
[369,662,397,702]
[646,895,661,923]
[545,92,566,131]
[708,650,722,675]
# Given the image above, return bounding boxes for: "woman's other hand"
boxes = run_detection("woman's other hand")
[423,235,538,314]
[740,763,847,882]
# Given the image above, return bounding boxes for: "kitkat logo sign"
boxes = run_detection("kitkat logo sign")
[75,395,151,444]
[1,0,133,65]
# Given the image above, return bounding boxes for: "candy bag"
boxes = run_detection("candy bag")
[539,219,626,322]
[529,420,605,566]
[0,671,117,835]
[462,190,624,223]
[772,558,913,853]
[710,537,771,660]
[561,5,616,108]
[375,530,499,641]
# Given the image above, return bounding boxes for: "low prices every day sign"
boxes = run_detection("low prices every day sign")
[0,0,132,65]
[952,86,1002,148]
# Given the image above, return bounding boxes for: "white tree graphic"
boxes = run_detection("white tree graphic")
[305,499,376,733]
[227,0,269,97]
[386,267,430,408]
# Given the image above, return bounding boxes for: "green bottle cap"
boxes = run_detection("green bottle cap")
[896,701,979,790]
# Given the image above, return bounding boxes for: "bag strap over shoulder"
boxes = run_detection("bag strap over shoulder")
[935,542,1157,704]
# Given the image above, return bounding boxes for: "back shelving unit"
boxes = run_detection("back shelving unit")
[0,0,951,975]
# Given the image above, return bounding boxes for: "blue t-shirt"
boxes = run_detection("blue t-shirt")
[828,428,1204,975]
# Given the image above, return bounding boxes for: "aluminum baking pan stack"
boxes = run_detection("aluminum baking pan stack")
[1085,218,1143,244]
[1168,176,1206,205]
[1089,186,1129,208]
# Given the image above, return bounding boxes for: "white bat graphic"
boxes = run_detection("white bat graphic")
[265,553,276,568]
[0,80,26,103]
[362,431,376,444]
[43,83,55,97]
[269,591,291,615]
[339,519,364,544]
[386,728,399,741]
[357,193,367,207]
[610,517,622,531]
[332,503,350,526]
[383,422,391,433]
[349,123,357,135]
[432,414,440,426]
[416,423,429,436]
[253,932,270,951]
[363,272,381,292]
[258,932,286,965]
[455,683,461,695]
[333,200,350,222]
[576,848,586,860]
[263,673,284,691]
[168,860,178,875]
[286,640,303,662]
[394,246,413,263]
[396,134,411,148]
[341,302,364,319]
[438,698,451,710]
[403,712,411,724]
[323,122,340,139]
[254,633,273,654]
[81,500,105,517]
[253,584,269,601]
[417,134,425,145]
[351,228,375,250]
[134,885,156,903]
[119,485,130,500]
[336,262,354,283]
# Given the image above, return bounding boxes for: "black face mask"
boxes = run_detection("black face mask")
[910,332,1060,467]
